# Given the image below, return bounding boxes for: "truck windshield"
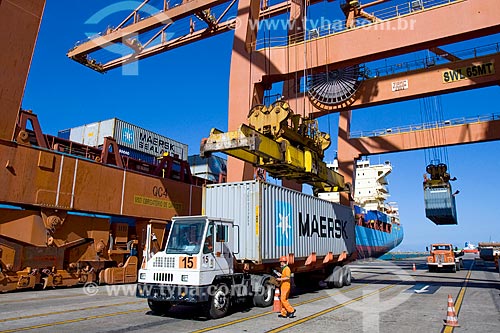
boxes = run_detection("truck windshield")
[432,245,451,251]
[165,219,206,255]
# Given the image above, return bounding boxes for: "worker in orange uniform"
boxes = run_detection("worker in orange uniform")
[277,256,296,318]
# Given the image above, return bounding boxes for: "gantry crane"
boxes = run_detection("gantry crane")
[67,0,500,197]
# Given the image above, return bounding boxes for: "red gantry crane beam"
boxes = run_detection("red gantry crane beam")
[67,0,230,56]
[301,52,500,117]
[253,0,500,81]
[336,111,500,179]
[67,0,322,72]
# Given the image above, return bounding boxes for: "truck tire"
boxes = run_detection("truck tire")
[428,266,435,272]
[148,300,172,315]
[342,266,352,286]
[327,266,344,288]
[253,280,274,308]
[207,284,230,319]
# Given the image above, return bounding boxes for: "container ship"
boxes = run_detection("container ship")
[321,159,404,259]
[352,160,404,258]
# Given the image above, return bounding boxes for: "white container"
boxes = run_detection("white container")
[203,180,355,263]
[61,119,188,161]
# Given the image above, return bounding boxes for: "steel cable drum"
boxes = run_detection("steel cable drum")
[307,65,365,106]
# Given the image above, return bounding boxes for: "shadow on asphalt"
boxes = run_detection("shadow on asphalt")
[143,282,327,321]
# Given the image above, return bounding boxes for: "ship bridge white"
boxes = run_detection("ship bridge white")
[354,160,393,212]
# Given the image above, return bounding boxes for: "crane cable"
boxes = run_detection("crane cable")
[286,0,291,108]
[419,53,450,172]
[265,5,272,104]
[302,0,309,118]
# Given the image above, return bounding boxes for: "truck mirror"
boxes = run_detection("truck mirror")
[426,246,429,252]
[455,246,458,251]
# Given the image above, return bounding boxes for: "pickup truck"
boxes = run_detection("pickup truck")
[426,243,464,272]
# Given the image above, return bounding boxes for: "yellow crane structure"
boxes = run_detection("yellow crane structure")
[201,101,345,192]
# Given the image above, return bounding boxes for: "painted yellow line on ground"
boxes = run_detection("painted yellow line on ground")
[191,284,366,333]
[0,293,88,304]
[267,284,397,333]
[442,261,474,333]
[0,308,148,333]
[0,301,143,323]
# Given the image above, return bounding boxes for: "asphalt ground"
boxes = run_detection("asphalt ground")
[1,253,498,333]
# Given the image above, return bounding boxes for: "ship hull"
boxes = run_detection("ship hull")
[355,223,404,259]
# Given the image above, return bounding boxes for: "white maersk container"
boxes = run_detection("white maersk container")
[203,180,356,263]
[62,119,189,161]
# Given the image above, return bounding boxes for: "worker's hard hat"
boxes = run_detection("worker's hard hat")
[279,256,287,263]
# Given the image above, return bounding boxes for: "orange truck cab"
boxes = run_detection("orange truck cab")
[426,243,464,273]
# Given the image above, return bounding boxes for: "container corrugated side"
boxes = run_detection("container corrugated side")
[424,187,457,215]
[188,155,227,182]
[424,186,458,224]
[57,129,71,140]
[114,119,188,161]
[68,125,85,144]
[62,119,188,161]
[204,181,355,263]
[66,119,115,147]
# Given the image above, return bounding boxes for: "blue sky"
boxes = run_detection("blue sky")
[23,1,500,251]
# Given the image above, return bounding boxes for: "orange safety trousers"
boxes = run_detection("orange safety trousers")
[280,282,294,316]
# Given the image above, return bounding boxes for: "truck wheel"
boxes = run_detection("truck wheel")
[253,280,274,307]
[148,300,172,315]
[207,284,230,319]
[428,266,435,273]
[327,266,344,288]
[342,266,352,286]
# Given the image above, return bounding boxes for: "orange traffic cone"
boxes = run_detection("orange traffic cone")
[443,294,460,327]
[273,287,282,313]
[412,263,416,271]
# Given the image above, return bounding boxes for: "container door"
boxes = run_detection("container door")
[213,221,234,274]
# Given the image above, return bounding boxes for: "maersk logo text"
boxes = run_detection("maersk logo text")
[298,212,348,239]
[276,201,293,246]
[122,128,134,144]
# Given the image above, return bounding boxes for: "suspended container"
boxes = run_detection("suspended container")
[424,185,458,225]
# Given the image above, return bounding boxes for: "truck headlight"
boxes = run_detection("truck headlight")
[140,273,146,280]
[181,275,188,282]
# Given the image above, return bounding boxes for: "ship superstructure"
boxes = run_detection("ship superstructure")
[320,159,403,258]
[354,160,392,212]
